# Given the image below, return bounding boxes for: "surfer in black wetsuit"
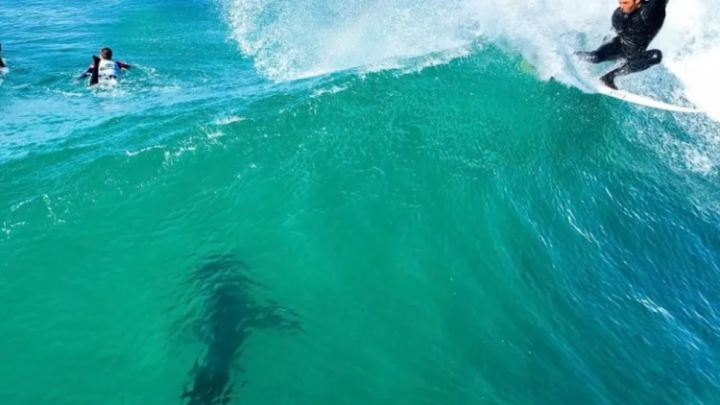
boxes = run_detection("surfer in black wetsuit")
[576,0,668,90]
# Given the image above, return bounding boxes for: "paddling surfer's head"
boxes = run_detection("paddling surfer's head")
[100,47,113,60]
[618,0,642,14]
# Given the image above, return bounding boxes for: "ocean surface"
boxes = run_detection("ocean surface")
[2,0,720,404]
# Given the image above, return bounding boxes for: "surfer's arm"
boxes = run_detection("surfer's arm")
[642,0,668,16]
[0,42,5,68]
[116,61,131,70]
[78,66,93,79]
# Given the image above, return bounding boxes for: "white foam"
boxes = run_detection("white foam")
[1,221,26,237]
[214,116,245,125]
[359,45,474,78]
[636,297,674,319]
[310,85,348,98]
[125,145,165,157]
[10,198,35,212]
[657,1,720,120]
[655,131,719,177]
[683,147,715,175]
[222,0,481,81]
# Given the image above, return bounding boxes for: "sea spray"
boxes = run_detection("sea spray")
[222,0,720,119]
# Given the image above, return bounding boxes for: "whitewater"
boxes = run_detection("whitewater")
[225,0,720,117]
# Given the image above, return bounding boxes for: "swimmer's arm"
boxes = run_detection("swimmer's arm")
[116,61,131,70]
[78,66,93,79]
[0,58,5,68]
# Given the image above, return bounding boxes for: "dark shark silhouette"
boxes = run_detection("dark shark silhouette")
[179,254,301,405]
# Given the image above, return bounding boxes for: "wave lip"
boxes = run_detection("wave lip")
[222,0,720,121]
[222,0,482,81]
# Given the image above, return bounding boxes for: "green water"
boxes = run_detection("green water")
[3,1,720,404]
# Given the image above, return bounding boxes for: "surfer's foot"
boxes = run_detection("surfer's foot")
[600,73,618,90]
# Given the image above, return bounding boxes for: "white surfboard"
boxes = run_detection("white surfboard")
[597,85,703,114]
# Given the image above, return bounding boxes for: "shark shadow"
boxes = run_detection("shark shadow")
[178,254,302,405]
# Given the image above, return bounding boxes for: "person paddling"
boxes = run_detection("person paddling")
[79,47,131,86]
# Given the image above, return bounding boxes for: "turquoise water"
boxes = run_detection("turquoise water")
[3,1,720,404]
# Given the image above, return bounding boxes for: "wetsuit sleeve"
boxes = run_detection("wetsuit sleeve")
[116,61,131,70]
[79,66,93,79]
[77,63,95,79]
[641,0,668,19]
[0,58,5,68]
[89,58,100,86]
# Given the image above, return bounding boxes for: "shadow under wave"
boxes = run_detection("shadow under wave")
[179,254,302,405]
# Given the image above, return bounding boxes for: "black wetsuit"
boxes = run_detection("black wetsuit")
[578,0,667,88]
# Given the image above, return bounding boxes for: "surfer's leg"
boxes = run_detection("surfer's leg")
[624,50,663,74]
[575,37,623,63]
[600,49,662,89]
